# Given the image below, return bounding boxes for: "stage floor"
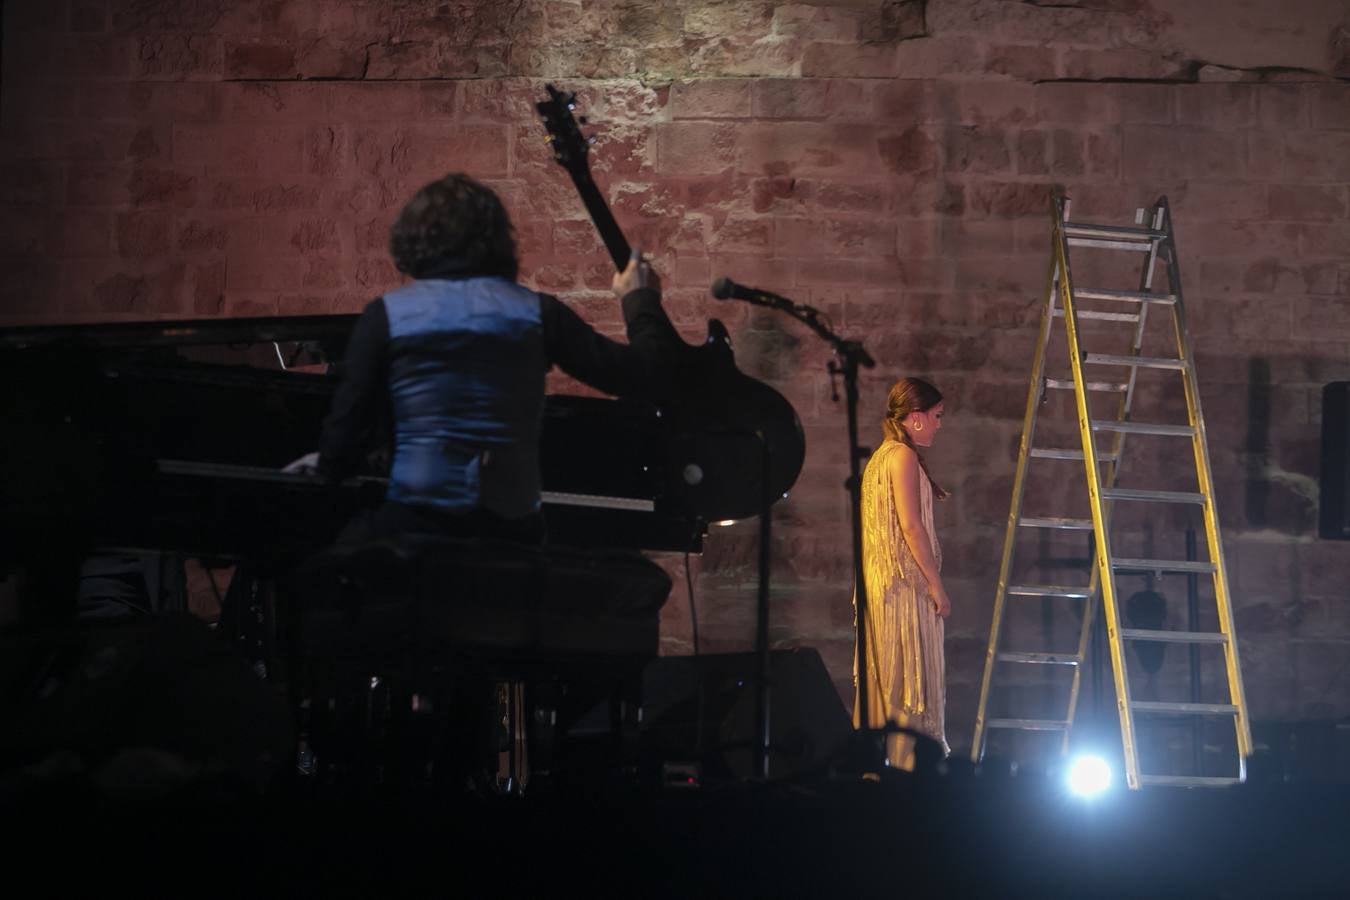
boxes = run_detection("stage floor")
[7,763,1350,898]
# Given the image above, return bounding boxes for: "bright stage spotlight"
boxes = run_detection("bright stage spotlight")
[1066,754,1113,798]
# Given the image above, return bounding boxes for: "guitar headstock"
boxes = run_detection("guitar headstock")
[536,83,593,179]
[535,83,631,270]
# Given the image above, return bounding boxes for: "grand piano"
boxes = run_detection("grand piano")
[0,312,716,592]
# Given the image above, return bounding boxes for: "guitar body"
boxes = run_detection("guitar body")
[537,85,805,522]
[657,320,805,521]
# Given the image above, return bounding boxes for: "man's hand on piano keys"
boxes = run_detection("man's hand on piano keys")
[282,451,321,476]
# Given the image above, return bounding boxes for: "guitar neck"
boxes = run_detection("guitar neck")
[572,171,631,273]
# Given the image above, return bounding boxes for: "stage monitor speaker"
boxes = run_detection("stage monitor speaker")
[640,647,851,782]
[1321,382,1350,540]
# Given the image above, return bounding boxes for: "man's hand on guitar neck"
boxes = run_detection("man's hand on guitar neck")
[612,248,661,299]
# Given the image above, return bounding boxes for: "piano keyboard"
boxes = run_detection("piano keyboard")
[538,491,655,513]
[157,459,657,513]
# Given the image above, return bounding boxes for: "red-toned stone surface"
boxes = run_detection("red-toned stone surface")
[2,0,1349,747]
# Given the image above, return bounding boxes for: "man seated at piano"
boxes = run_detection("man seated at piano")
[296,172,677,544]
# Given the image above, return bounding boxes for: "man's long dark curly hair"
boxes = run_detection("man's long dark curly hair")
[389,173,519,280]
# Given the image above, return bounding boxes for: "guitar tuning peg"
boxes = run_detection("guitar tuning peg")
[586,136,597,145]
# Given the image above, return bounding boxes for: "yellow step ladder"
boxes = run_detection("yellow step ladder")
[971,190,1253,789]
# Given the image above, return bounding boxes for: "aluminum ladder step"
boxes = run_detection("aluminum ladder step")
[1132,701,1239,716]
[985,718,1070,731]
[1065,227,1164,252]
[1030,448,1120,463]
[1120,629,1230,645]
[1064,222,1165,243]
[1137,775,1243,788]
[1090,420,1196,437]
[1100,487,1206,504]
[1052,308,1141,323]
[996,651,1082,666]
[1019,516,1093,530]
[1073,287,1177,306]
[1084,352,1187,371]
[1111,558,1217,575]
[1008,584,1093,599]
[1045,377,1127,393]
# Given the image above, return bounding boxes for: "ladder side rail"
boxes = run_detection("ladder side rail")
[1120,203,1182,499]
[1099,206,1166,492]
[1157,198,1253,764]
[1060,522,1101,755]
[1061,345,1148,751]
[1062,420,1147,754]
[1060,205,1165,756]
[1072,203,1166,525]
[972,255,1062,764]
[1055,209,1144,789]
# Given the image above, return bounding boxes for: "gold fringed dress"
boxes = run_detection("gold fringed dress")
[854,439,949,765]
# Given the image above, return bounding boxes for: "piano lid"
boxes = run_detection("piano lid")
[0,313,358,353]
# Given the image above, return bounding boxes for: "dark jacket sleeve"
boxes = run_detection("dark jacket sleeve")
[539,288,682,398]
[317,298,389,480]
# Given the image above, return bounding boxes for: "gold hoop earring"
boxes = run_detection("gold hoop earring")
[914,421,923,432]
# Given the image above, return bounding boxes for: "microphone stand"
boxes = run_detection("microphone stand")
[730,289,881,772]
[689,421,774,780]
[754,429,772,779]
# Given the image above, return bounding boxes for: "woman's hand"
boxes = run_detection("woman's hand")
[612,248,660,298]
[931,584,951,618]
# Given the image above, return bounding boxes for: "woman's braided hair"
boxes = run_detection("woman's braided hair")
[881,376,949,500]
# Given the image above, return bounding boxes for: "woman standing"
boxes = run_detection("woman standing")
[856,377,951,769]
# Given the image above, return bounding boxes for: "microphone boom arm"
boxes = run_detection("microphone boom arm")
[711,278,874,366]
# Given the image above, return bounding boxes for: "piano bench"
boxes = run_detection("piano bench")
[289,535,671,789]
[294,534,669,658]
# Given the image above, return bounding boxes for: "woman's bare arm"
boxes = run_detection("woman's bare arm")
[890,445,951,617]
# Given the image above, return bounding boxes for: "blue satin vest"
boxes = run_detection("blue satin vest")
[382,277,547,517]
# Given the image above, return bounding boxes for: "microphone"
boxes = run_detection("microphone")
[710,277,795,309]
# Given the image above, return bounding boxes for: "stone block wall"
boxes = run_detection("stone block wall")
[3,0,1349,755]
